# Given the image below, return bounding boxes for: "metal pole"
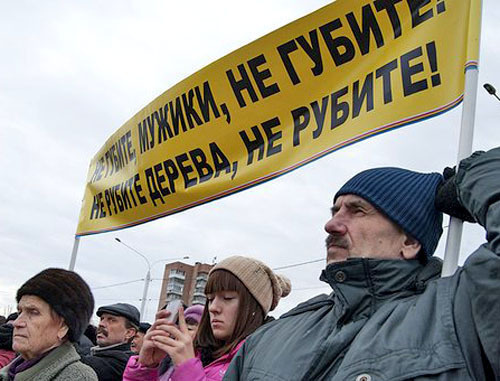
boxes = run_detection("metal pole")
[69,236,81,271]
[441,66,479,277]
[115,237,190,319]
[140,269,151,319]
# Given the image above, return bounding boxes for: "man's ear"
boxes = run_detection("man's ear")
[124,328,137,342]
[400,235,421,260]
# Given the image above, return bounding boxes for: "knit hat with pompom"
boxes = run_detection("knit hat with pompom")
[210,256,291,315]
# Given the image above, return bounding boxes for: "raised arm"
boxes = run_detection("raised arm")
[440,147,500,380]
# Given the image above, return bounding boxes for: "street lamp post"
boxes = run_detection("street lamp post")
[141,269,151,320]
[115,237,189,319]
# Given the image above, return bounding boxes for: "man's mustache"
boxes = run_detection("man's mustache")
[325,234,349,249]
[96,327,108,337]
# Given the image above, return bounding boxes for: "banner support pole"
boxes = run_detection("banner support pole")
[441,66,479,277]
[69,236,81,271]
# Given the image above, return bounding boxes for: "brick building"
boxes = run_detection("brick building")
[157,261,213,310]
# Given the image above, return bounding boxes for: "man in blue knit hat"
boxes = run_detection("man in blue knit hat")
[225,148,500,381]
[325,167,443,265]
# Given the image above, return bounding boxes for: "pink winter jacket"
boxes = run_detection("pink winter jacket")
[122,341,244,381]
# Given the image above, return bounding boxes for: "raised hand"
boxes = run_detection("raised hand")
[138,309,174,367]
[151,306,196,366]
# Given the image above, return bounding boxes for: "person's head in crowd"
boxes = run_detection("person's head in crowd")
[195,256,291,364]
[95,303,139,348]
[6,313,18,325]
[0,313,19,352]
[13,268,94,360]
[0,316,6,326]
[184,304,204,339]
[130,322,151,354]
[0,312,19,353]
[325,167,443,265]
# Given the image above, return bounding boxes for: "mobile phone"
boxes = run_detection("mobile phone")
[164,299,182,323]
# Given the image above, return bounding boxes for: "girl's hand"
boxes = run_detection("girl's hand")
[152,307,196,366]
[138,309,174,367]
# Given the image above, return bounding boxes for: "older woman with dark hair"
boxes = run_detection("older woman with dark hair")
[0,268,98,380]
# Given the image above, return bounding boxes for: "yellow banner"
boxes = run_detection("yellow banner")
[77,0,481,236]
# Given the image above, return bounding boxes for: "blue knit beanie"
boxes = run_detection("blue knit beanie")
[335,167,444,258]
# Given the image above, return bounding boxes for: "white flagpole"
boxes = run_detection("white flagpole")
[69,236,81,271]
[441,65,479,277]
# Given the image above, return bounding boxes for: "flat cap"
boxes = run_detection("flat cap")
[97,303,140,327]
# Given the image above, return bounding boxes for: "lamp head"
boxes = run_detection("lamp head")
[484,83,496,95]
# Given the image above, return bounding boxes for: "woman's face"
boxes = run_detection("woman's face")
[13,295,68,360]
[186,323,199,340]
[207,290,240,341]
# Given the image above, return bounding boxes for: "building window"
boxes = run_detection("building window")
[195,272,208,292]
[166,294,182,303]
[166,279,184,293]
[196,272,208,281]
[195,279,206,289]
[192,295,206,305]
[170,269,186,276]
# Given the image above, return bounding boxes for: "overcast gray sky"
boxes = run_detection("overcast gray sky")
[1,0,499,323]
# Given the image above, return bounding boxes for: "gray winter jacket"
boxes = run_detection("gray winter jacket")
[224,147,500,381]
[0,341,97,380]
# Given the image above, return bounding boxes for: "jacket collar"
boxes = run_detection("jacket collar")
[320,257,442,322]
[0,341,79,381]
[91,341,131,355]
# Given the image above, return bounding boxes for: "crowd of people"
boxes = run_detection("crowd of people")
[0,147,499,380]
[0,255,291,381]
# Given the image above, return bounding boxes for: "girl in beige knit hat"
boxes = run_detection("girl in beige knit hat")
[128,255,291,381]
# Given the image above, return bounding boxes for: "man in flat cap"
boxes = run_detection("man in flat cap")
[81,303,139,381]
[225,147,500,380]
